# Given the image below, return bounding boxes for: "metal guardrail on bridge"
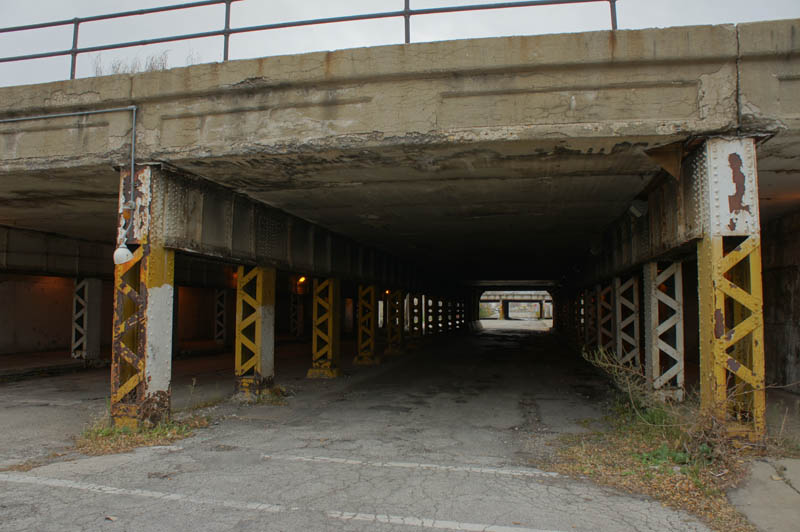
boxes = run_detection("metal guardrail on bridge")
[0,0,618,81]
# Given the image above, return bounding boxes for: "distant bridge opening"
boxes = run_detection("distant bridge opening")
[479,290,553,330]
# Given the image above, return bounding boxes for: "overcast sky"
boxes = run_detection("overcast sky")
[2,0,800,87]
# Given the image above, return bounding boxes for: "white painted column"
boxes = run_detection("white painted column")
[614,275,640,367]
[214,289,227,345]
[260,268,277,380]
[71,278,103,363]
[643,261,684,401]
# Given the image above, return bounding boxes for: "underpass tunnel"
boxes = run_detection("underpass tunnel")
[3,137,799,442]
[2,21,800,441]
[3,133,796,440]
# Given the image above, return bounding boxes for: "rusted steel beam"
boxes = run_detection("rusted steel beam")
[694,138,765,438]
[111,165,175,428]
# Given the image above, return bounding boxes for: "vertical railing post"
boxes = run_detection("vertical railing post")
[70,19,80,79]
[609,0,618,30]
[404,0,411,44]
[223,0,232,61]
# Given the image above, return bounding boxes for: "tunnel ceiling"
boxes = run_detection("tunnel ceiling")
[0,135,798,283]
[170,137,660,282]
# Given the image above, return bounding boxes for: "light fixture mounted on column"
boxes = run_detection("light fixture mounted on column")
[113,243,134,265]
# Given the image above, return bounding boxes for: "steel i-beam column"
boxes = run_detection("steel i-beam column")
[614,276,641,367]
[499,299,509,320]
[643,262,684,401]
[214,288,227,345]
[289,293,300,336]
[385,289,404,354]
[694,138,765,437]
[353,284,379,365]
[289,275,306,338]
[71,278,103,365]
[583,289,598,349]
[111,166,175,428]
[597,283,614,352]
[446,299,454,331]
[234,266,276,396]
[409,293,423,338]
[308,278,342,378]
[422,295,436,336]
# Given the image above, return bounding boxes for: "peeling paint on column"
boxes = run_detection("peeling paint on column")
[727,357,742,373]
[727,153,751,215]
[143,284,174,394]
[706,138,760,237]
[714,309,725,339]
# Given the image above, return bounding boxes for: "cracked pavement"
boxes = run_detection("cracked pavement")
[0,324,709,531]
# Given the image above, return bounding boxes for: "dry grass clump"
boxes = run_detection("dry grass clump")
[548,347,786,532]
[75,414,209,456]
[234,385,292,406]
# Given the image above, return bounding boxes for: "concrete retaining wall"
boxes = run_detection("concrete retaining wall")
[763,210,800,392]
[0,275,73,354]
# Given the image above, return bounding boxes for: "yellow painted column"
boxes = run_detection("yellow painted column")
[694,138,765,438]
[111,166,175,429]
[385,289,404,355]
[307,278,342,378]
[235,265,277,397]
[353,284,379,366]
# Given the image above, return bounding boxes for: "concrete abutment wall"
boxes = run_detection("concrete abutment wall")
[763,210,800,393]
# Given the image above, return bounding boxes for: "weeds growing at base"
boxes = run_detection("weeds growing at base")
[548,347,799,532]
[75,414,209,456]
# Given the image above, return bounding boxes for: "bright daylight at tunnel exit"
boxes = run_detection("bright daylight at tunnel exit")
[1,0,800,531]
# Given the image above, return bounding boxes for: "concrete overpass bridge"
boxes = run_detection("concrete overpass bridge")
[2,16,800,437]
[480,291,553,320]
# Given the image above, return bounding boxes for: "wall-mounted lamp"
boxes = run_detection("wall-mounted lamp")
[113,243,134,265]
[628,199,648,219]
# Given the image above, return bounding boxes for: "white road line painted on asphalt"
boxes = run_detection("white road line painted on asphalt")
[0,472,562,531]
[0,472,284,513]
[261,454,558,478]
[328,511,566,532]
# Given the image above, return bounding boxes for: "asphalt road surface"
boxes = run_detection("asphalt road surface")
[0,323,709,531]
